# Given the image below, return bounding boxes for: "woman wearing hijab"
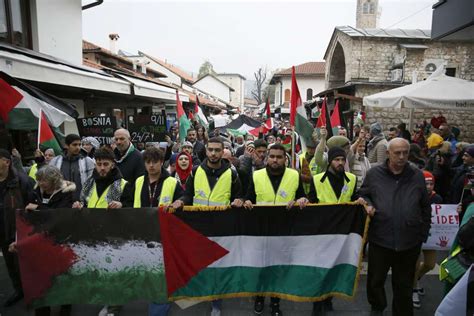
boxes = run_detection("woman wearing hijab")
[174,151,193,189]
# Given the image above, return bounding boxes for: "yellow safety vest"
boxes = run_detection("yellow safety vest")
[300,153,322,194]
[439,245,462,282]
[253,168,299,205]
[193,167,232,206]
[28,163,38,181]
[87,179,127,208]
[133,175,177,207]
[313,172,356,203]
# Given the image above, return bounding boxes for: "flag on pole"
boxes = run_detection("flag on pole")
[38,109,62,155]
[194,96,208,128]
[264,97,271,119]
[330,100,342,135]
[316,97,333,138]
[176,91,191,143]
[289,66,314,146]
[0,72,77,130]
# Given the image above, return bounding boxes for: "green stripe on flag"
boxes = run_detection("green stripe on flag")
[34,267,168,307]
[172,264,358,301]
[295,113,314,143]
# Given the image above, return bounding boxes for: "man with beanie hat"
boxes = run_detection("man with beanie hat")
[367,122,388,167]
[311,146,359,315]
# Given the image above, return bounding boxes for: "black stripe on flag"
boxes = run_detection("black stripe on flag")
[173,204,366,237]
[20,208,160,244]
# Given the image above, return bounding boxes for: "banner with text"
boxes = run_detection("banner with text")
[423,204,459,250]
[127,114,167,143]
[76,116,117,145]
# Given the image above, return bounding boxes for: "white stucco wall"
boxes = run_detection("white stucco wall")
[217,74,245,109]
[275,76,325,105]
[30,0,82,65]
[193,76,230,103]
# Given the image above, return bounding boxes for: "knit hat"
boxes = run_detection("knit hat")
[427,133,444,149]
[370,122,382,136]
[82,136,100,149]
[465,145,474,157]
[0,149,10,160]
[327,136,350,149]
[180,141,193,150]
[423,170,435,183]
[327,146,346,163]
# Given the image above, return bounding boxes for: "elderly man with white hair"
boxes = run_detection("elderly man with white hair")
[113,128,145,183]
[359,138,431,316]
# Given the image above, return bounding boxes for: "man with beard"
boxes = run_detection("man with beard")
[73,148,132,209]
[238,143,312,316]
[186,128,206,161]
[73,148,132,316]
[171,137,242,316]
[113,128,145,183]
[311,146,359,315]
[50,134,95,201]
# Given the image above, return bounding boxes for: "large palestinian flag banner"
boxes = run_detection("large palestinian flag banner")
[16,204,367,307]
[16,208,167,307]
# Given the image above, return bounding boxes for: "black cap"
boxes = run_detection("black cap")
[327,146,346,163]
[0,149,11,160]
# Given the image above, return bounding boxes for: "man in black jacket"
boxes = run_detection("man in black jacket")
[0,149,35,307]
[359,138,431,316]
[186,128,206,162]
[113,128,145,183]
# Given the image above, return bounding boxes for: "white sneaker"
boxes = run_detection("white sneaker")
[412,291,421,308]
[211,307,221,316]
[98,306,108,316]
[415,281,425,296]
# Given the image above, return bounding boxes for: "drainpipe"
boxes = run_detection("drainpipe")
[82,0,104,10]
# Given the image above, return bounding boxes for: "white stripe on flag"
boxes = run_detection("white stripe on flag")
[209,233,362,269]
[70,241,164,273]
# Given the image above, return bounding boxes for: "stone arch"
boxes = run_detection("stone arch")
[328,41,346,88]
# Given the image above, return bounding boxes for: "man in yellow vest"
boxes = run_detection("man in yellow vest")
[132,147,183,316]
[312,146,359,315]
[171,137,242,316]
[72,147,132,210]
[238,143,312,316]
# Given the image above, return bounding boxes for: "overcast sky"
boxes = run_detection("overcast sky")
[82,0,434,79]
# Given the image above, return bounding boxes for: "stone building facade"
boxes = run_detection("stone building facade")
[322,26,474,141]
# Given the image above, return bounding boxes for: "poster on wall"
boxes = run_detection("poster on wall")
[422,204,460,251]
[76,116,117,145]
[127,114,167,143]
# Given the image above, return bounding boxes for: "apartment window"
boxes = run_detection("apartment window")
[284,89,291,102]
[363,0,374,14]
[306,88,313,101]
[0,0,31,48]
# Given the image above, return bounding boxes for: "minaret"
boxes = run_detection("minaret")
[356,0,379,29]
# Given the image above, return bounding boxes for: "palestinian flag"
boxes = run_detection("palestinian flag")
[315,98,333,138]
[176,90,191,143]
[38,109,62,155]
[195,96,209,128]
[16,208,168,307]
[223,115,261,134]
[330,100,342,135]
[289,66,313,147]
[0,71,77,130]
[162,204,368,302]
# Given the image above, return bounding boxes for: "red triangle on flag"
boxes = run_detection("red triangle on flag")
[39,110,56,143]
[159,209,229,296]
[330,100,342,128]
[0,78,23,122]
[16,213,77,304]
[316,98,328,128]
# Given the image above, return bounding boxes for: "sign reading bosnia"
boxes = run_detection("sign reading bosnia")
[127,114,167,143]
[17,204,367,307]
[76,116,117,145]
[423,204,460,251]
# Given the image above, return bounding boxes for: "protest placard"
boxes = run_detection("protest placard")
[127,114,167,143]
[76,116,117,145]
[423,204,460,250]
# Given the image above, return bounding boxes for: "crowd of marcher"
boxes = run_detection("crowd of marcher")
[0,112,473,316]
